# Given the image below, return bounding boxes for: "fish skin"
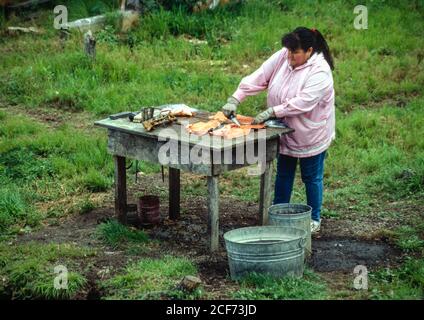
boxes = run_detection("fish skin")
[187,112,264,138]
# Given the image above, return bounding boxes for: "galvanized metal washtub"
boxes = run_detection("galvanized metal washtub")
[224,226,307,280]
[268,204,312,256]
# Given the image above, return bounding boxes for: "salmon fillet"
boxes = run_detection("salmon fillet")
[162,105,195,117]
[186,112,264,138]
[235,114,254,125]
[208,111,254,125]
[209,124,251,139]
[185,120,221,136]
[208,111,228,122]
[209,123,265,139]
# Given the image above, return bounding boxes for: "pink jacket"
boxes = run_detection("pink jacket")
[232,48,335,158]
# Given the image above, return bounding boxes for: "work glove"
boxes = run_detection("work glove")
[221,96,240,117]
[253,107,275,124]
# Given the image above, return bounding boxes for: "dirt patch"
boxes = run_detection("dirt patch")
[135,193,260,299]
[45,96,80,112]
[14,174,403,299]
[309,237,401,272]
[18,207,115,246]
[316,217,394,239]
[16,206,133,287]
[15,187,263,299]
[0,103,97,130]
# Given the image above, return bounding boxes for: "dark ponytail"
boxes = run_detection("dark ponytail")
[281,27,335,70]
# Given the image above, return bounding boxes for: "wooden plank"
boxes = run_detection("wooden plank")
[169,167,180,220]
[95,115,292,151]
[259,161,273,225]
[211,135,280,175]
[207,175,220,252]
[107,129,281,176]
[107,129,213,175]
[114,155,127,224]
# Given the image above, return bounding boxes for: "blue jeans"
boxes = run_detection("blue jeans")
[273,151,326,222]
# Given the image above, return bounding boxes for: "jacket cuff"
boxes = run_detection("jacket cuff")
[272,103,287,118]
[232,90,246,103]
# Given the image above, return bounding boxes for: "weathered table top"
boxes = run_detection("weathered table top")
[95,110,293,151]
[95,109,292,250]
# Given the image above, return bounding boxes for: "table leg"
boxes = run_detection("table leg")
[259,160,273,225]
[169,167,180,220]
[114,155,127,224]
[207,175,219,252]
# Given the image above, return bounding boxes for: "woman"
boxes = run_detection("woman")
[222,27,335,233]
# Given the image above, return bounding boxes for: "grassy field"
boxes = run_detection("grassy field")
[0,0,423,300]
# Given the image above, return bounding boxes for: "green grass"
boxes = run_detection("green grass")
[76,196,96,215]
[102,255,201,299]
[0,0,423,300]
[0,111,113,232]
[127,159,161,175]
[2,1,422,115]
[390,224,424,253]
[96,219,149,248]
[369,258,424,300]
[0,115,113,186]
[0,186,40,233]
[0,242,94,299]
[233,269,328,300]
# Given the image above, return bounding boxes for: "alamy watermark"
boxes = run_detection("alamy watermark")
[156,123,269,176]
[54,265,68,290]
[354,5,368,30]
[53,5,68,30]
[353,265,368,290]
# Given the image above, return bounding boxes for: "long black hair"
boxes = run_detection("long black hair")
[281,27,334,70]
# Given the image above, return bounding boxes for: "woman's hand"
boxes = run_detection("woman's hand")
[221,96,240,117]
[253,107,275,124]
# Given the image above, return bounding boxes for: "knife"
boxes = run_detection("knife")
[227,111,241,127]
[208,122,226,133]
[109,111,133,120]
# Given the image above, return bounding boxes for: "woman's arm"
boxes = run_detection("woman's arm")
[232,49,287,103]
[273,70,333,117]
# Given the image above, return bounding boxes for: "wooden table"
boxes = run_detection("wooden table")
[95,109,293,252]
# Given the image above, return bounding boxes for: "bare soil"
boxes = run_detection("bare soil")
[17,175,402,299]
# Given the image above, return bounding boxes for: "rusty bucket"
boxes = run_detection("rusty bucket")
[138,195,160,225]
